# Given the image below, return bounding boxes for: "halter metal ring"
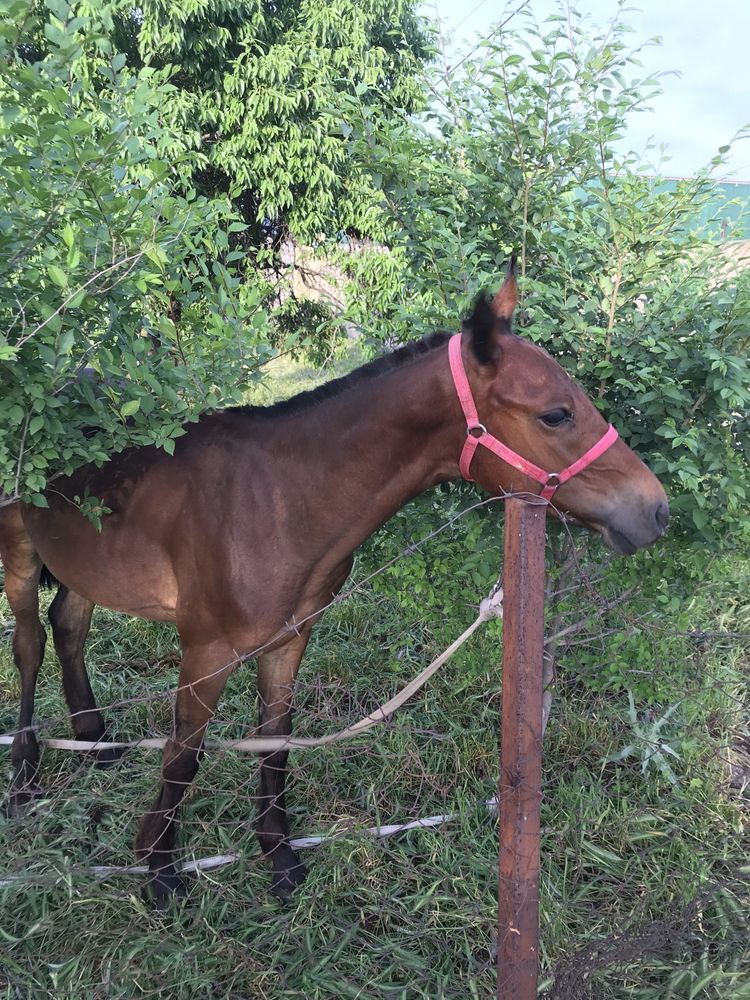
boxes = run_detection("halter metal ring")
[466,423,487,439]
[545,473,561,488]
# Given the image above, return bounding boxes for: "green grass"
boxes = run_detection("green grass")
[1,554,748,999]
[242,342,367,408]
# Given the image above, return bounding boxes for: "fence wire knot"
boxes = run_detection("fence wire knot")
[479,586,504,622]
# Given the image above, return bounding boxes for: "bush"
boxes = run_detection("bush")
[338,6,750,545]
[0,1,270,507]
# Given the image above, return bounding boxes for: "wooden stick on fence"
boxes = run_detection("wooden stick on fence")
[497,497,546,1000]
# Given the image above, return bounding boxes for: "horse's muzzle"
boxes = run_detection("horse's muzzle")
[599,496,669,555]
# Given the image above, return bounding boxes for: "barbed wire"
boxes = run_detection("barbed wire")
[0,489,526,742]
[0,491,747,921]
[0,583,504,755]
[0,489,514,888]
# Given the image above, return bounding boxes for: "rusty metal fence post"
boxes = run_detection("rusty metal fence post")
[497,497,546,1000]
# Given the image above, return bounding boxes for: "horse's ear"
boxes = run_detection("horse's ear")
[490,255,518,323]
[464,256,517,363]
[463,293,502,364]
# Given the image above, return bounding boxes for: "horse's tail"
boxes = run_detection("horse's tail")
[39,565,58,589]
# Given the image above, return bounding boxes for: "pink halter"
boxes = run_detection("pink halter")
[448,333,619,501]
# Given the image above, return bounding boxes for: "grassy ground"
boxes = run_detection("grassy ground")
[1,353,748,998]
[1,547,748,999]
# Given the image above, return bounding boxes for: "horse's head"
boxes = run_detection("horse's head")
[455,264,668,554]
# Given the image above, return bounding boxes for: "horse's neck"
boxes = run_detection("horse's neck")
[284,346,462,551]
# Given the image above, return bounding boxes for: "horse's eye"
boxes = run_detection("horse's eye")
[540,408,572,427]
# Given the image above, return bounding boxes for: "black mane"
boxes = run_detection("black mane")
[232,331,452,419]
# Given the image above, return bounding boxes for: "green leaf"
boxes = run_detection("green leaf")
[47,264,68,288]
[692,508,708,531]
[30,493,49,508]
[57,330,75,355]
[120,399,141,418]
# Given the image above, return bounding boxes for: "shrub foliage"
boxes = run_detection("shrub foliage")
[339,7,750,543]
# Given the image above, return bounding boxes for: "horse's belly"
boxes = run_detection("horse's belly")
[23,506,179,623]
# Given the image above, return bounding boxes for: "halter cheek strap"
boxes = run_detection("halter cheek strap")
[448,333,619,501]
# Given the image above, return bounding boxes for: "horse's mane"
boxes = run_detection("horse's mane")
[231,331,451,420]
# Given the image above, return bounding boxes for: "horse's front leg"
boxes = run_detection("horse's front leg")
[256,628,311,900]
[134,639,234,907]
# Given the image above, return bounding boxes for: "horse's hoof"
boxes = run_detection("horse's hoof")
[5,784,42,818]
[95,745,127,769]
[271,861,308,901]
[142,870,187,909]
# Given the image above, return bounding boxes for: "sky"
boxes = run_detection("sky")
[419,0,750,180]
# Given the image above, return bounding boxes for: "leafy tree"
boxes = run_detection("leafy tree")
[0,0,268,509]
[0,0,431,507]
[110,0,432,333]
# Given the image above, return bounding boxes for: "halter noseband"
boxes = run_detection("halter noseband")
[448,333,619,501]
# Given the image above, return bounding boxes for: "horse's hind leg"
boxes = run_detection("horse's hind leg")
[134,639,234,907]
[256,629,311,900]
[48,585,120,767]
[0,507,46,811]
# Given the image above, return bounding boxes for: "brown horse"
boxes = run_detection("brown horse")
[0,267,668,904]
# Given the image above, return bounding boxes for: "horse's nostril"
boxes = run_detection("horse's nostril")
[655,501,669,531]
